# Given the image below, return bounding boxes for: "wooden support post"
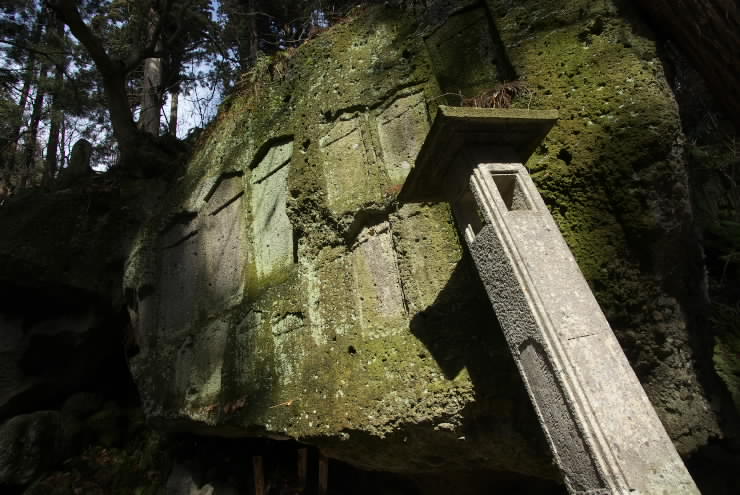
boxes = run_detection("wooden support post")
[297,448,308,491]
[318,452,329,495]
[253,455,265,495]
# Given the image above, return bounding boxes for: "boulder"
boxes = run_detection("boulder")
[61,392,105,420]
[0,298,114,422]
[0,411,62,486]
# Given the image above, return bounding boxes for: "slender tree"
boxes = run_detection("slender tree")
[44,9,65,180]
[2,5,45,187]
[139,5,163,135]
[168,88,178,136]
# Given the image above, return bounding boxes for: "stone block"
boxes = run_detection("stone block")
[390,203,462,313]
[202,177,245,308]
[250,141,294,281]
[158,219,201,333]
[424,5,499,96]
[306,250,356,343]
[377,93,430,184]
[0,411,62,485]
[351,223,407,337]
[0,307,111,421]
[174,319,229,409]
[157,175,246,334]
[320,118,382,214]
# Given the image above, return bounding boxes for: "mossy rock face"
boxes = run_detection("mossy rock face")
[487,0,722,452]
[712,303,740,413]
[124,1,721,476]
[0,181,154,299]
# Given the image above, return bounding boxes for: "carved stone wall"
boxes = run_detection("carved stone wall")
[121,1,726,482]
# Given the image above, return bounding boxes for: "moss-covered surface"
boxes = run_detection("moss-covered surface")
[676,56,740,417]
[124,0,725,478]
[123,4,558,477]
[712,303,740,413]
[664,39,740,421]
[0,179,159,299]
[483,0,724,453]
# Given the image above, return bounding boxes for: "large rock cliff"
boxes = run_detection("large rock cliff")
[121,0,730,479]
[1,1,738,492]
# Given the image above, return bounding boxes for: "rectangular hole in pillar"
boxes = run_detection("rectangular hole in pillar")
[491,172,532,211]
[454,189,484,243]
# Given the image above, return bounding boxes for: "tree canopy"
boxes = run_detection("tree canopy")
[0,0,361,194]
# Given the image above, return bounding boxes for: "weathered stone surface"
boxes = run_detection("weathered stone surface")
[377,92,430,185]
[485,0,723,455]
[320,117,383,215]
[0,300,113,422]
[0,411,62,486]
[165,463,216,495]
[466,162,697,493]
[60,393,105,420]
[85,404,121,447]
[122,1,728,484]
[0,182,152,298]
[634,0,740,129]
[154,174,246,336]
[350,223,407,337]
[424,3,503,96]
[250,141,294,282]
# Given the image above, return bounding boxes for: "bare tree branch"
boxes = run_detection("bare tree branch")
[46,0,116,75]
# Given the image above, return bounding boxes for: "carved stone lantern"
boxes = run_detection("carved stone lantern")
[399,106,699,495]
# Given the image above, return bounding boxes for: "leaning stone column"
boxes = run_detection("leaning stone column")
[399,106,699,495]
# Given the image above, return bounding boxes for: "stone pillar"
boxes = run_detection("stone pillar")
[458,162,698,494]
[399,106,699,494]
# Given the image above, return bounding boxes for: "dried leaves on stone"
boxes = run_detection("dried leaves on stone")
[462,81,530,109]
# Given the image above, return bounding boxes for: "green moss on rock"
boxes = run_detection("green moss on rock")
[124,0,723,477]
[490,0,720,452]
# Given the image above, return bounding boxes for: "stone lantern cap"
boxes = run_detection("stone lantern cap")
[398,106,558,203]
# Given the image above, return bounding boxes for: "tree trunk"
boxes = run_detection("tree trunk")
[6,15,44,177]
[169,89,179,137]
[45,74,63,181]
[59,115,66,170]
[45,13,66,181]
[50,0,146,165]
[103,70,142,158]
[140,54,163,136]
[20,67,47,189]
[247,0,258,65]
[13,66,34,144]
[140,8,162,136]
